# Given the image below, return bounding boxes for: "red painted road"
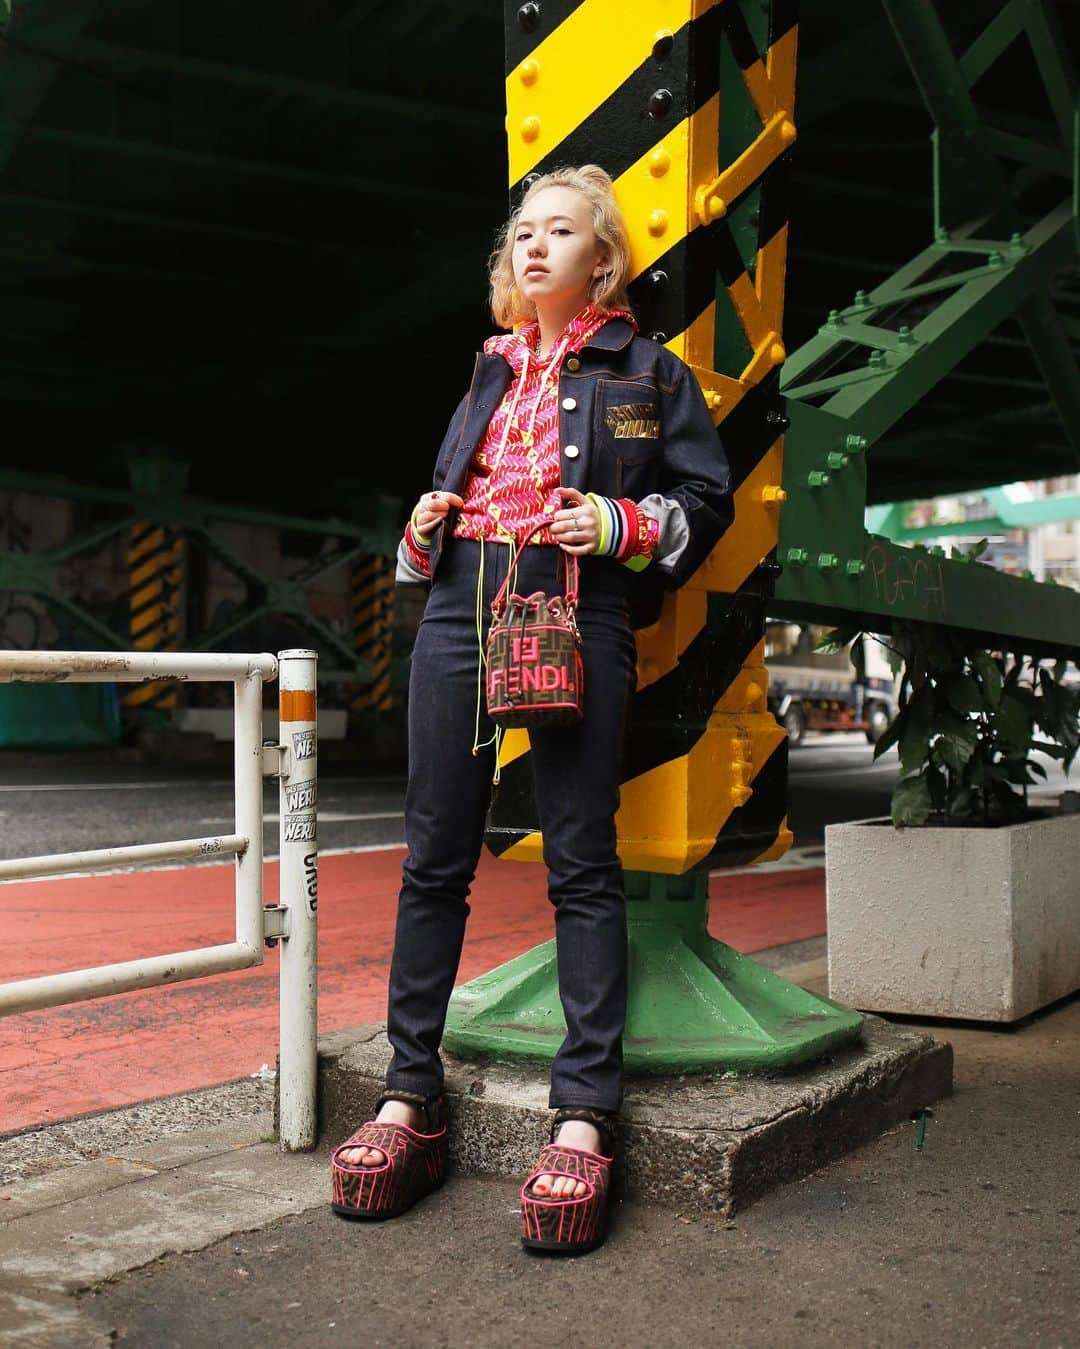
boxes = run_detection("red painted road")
[0,849,825,1134]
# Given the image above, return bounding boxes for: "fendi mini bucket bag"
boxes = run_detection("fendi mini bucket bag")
[485,521,583,729]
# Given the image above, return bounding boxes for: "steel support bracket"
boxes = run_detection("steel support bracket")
[262,903,289,947]
[261,742,286,778]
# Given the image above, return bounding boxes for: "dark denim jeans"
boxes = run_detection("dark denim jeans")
[385,537,637,1113]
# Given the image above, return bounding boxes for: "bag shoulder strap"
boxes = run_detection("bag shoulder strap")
[491,520,580,617]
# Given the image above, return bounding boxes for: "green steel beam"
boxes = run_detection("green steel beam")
[872,488,1080,541]
[781,202,1075,446]
[0,469,400,550]
[774,392,1080,659]
[1022,1,1077,149]
[882,0,1014,233]
[957,0,1028,87]
[773,530,1080,659]
[0,0,101,173]
[880,0,1079,470]
[875,516,1011,542]
[1017,291,1080,462]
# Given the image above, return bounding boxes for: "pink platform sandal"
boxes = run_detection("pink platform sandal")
[520,1107,618,1255]
[331,1091,448,1221]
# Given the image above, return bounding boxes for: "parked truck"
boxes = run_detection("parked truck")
[764,620,897,747]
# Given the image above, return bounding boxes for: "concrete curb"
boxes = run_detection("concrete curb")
[317,1015,953,1216]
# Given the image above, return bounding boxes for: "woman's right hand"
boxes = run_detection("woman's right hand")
[412,490,464,537]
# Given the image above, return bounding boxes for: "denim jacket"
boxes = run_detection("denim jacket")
[396,318,734,626]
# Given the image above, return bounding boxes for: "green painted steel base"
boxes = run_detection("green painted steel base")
[443,872,863,1074]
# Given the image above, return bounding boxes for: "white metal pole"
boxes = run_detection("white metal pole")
[234,672,266,957]
[277,648,319,1151]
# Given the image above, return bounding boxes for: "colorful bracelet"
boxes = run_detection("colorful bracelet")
[585,494,659,570]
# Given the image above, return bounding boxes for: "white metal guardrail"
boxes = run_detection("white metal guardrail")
[0,647,319,1151]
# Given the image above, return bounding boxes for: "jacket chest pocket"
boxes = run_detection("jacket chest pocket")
[595,379,661,495]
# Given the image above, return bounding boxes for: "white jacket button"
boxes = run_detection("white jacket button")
[564,444,580,459]
[562,397,577,411]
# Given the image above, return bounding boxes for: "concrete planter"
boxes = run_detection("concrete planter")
[826,811,1080,1022]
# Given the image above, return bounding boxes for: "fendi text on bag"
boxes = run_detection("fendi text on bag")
[485,522,583,729]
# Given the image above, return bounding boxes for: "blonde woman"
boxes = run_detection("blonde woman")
[331,165,733,1254]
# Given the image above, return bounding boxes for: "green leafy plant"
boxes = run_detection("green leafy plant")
[816,605,1080,829]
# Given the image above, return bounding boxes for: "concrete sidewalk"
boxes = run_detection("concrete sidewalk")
[2,957,1078,1348]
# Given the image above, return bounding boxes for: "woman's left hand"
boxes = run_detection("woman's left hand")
[551,487,599,555]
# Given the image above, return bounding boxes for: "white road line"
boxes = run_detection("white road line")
[712,844,826,877]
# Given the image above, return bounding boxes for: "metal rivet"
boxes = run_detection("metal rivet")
[647,209,668,237]
[648,331,668,344]
[517,2,540,32]
[520,116,541,143]
[649,88,673,118]
[648,147,671,177]
[566,357,580,372]
[649,269,668,287]
[520,58,540,86]
[652,29,674,59]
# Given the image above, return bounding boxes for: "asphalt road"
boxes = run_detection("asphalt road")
[82,995,1080,1349]
[0,732,909,862]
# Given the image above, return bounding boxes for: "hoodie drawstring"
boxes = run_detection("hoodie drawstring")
[471,535,516,784]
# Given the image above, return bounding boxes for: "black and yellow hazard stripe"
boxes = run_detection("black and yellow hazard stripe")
[350,554,394,712]
[124,523,184,710]
[489,0,799,871]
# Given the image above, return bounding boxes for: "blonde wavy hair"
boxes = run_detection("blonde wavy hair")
[488,164,634,329]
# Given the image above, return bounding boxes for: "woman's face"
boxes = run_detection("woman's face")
[512,186,608,314]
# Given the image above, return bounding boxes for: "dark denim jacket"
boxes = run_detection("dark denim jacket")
[407,317,734,626]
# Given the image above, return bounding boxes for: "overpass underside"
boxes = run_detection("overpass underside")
[0,0,1078,708]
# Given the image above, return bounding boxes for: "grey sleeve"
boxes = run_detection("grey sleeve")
[636,494,691,575]
[395,534,432,584]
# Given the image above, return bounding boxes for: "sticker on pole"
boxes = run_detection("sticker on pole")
[285,782,317,812]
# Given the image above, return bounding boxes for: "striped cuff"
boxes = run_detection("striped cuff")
[586,495,659,571]
[403,519,433,576]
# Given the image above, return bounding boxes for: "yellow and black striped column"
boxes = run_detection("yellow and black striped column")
[486,0,798,872]
[349,554,394,712]
[124,523,184,710]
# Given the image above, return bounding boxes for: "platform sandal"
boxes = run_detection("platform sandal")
[331,1091,448,1221]
[520,1106,617,1255]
